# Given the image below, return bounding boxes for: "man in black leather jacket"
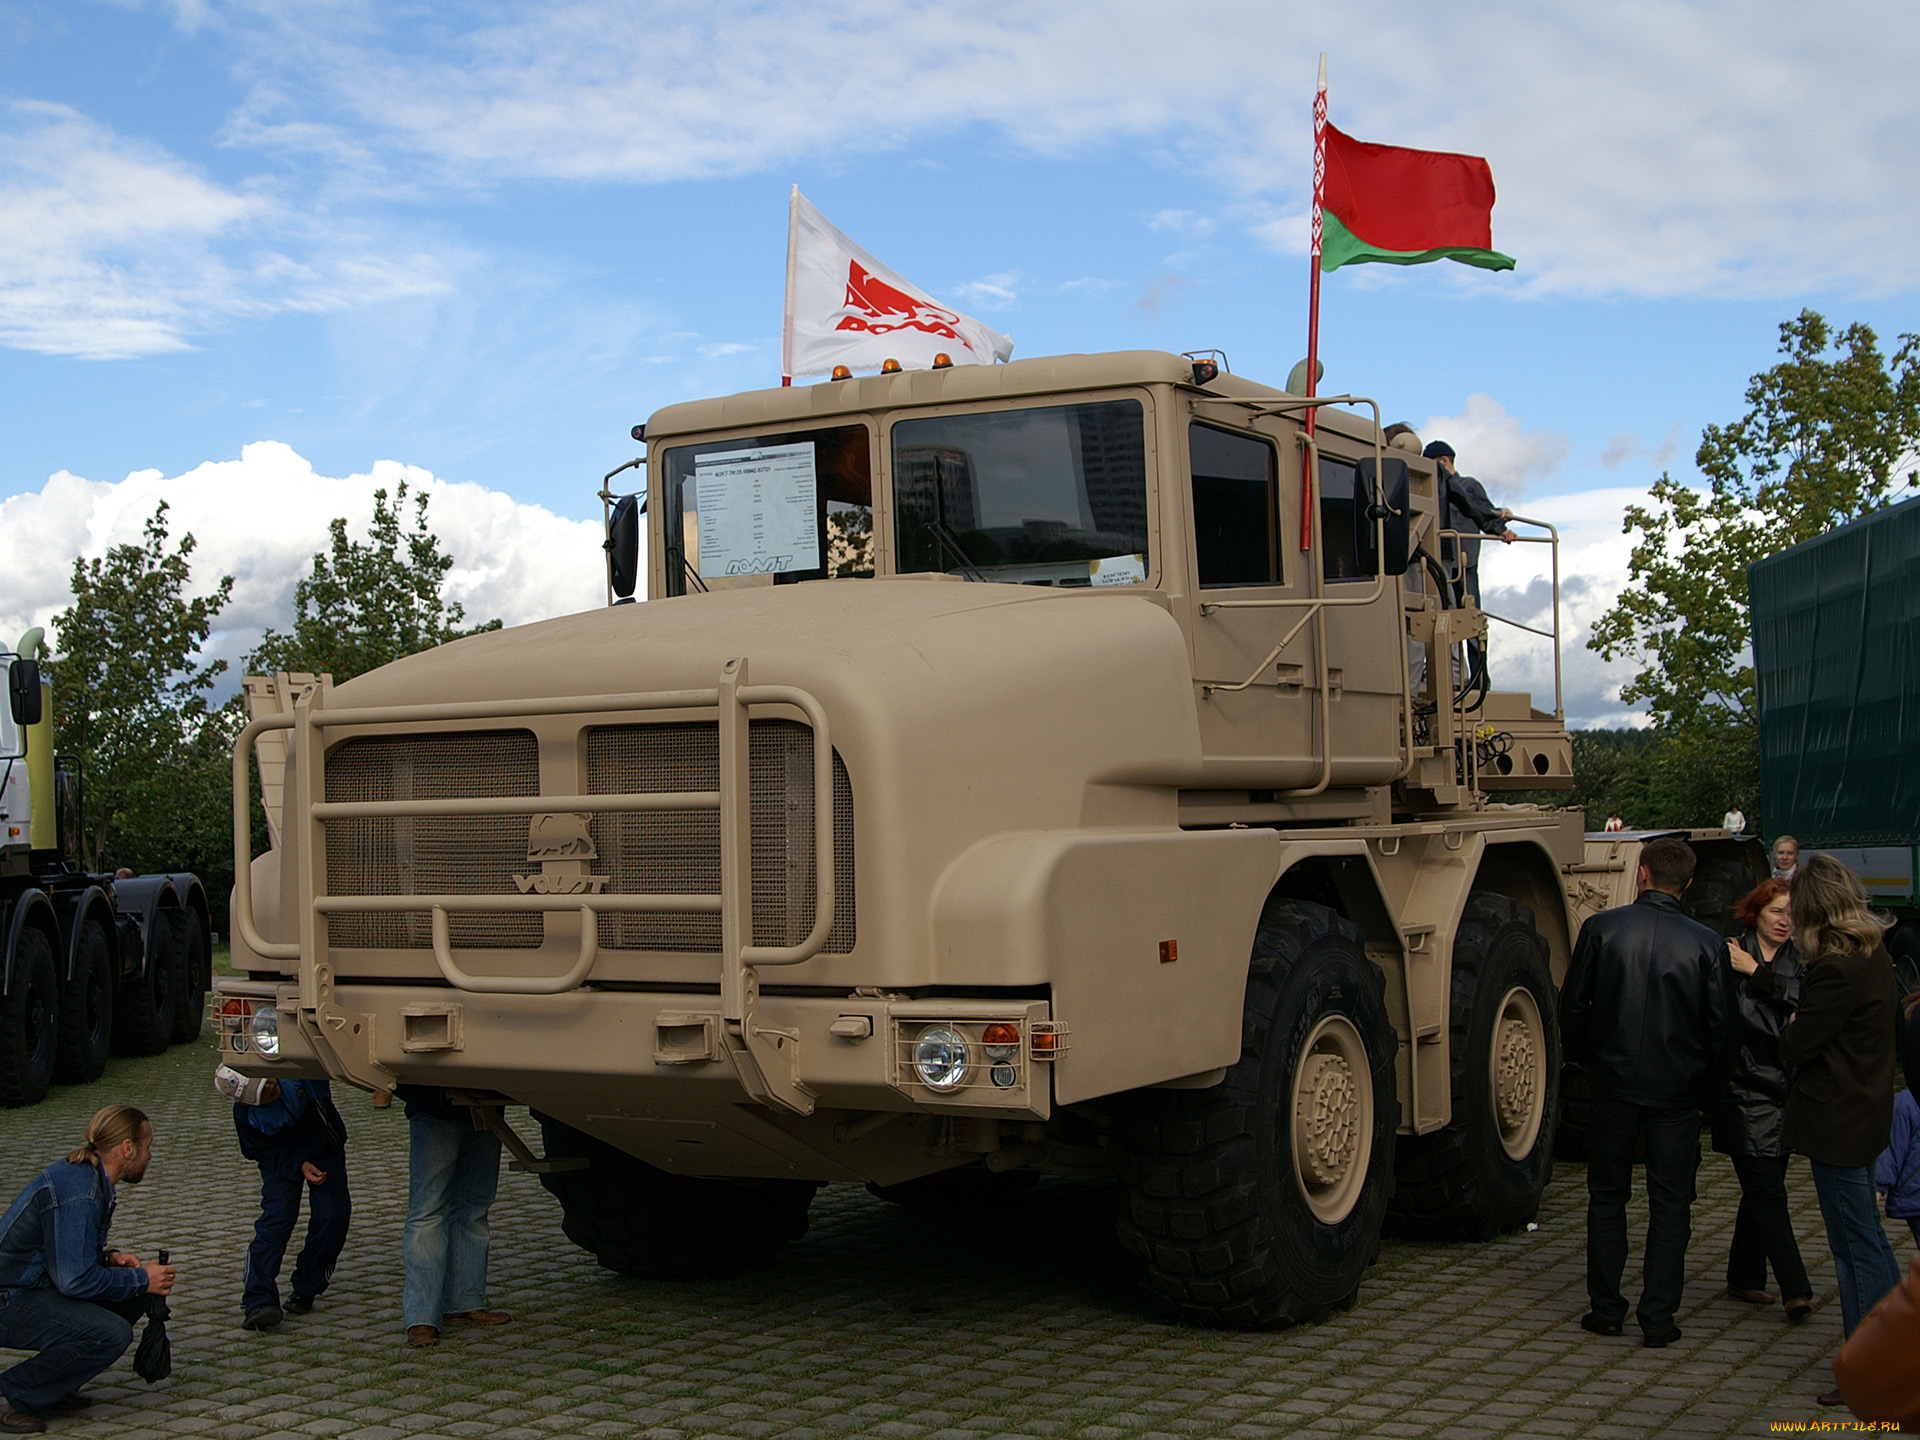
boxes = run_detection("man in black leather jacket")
[1560,837,1730,1347]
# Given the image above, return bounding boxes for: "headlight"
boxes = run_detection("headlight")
[913,1026,970,1092]
[250,1006,281,1059]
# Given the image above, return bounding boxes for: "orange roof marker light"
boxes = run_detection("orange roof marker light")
[880,358,903,374]
[830,365,852,381]
[931,352,953,369]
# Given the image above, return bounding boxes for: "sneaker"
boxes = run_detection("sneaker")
[0,1406,46,1435]
[406,1325,439,1348]
[243,1305,283,1331]
[442,1309,511,1326]
[285,1295,314,1316]
[1579,1313,1623,1336]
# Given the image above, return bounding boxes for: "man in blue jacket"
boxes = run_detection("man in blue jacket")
[1560,837,1730,1348]
[233,1078,350,1331]
[0,1104,176,1434]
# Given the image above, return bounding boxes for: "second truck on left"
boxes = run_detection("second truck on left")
[0,628,211,1107]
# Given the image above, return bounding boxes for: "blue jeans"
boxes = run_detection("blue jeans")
[1808,1159,1903,1337]
[0,1288,146,1414]
[243,1152,351,1315]
[402,1112,501,1330]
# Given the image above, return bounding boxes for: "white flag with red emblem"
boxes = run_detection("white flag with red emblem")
[782,187,1013,380]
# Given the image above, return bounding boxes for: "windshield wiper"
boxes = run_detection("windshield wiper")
[924,519,987,582]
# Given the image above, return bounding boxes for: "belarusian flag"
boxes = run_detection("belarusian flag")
[1319,124,1515,273]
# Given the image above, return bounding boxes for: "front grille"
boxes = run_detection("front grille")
[586,720,856,953]
[325,730,542,949]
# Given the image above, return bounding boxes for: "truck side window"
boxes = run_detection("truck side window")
[1319,454,1365,582]
[1189,422,1280,587]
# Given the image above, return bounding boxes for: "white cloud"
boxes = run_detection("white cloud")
[950,273,1020,310]
[0,101,455,359]
[1600,422,1686,472]
[696,341,756,359]
[1419,395,1569,497]
[1474,484,1651,728]
[0,442,612,686]
[206,1,1920,300]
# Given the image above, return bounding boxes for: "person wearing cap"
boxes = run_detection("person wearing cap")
[228,1073,350,1332]
[1422,440,1516,609]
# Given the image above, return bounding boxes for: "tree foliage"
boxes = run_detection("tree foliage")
[246,482,500,683]
[1589,310,1920,735]
[50,503,235,875]
[1512,728,1760,833]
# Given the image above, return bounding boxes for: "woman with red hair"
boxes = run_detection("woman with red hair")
[1715,876,1813,1321]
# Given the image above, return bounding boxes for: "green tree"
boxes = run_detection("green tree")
[50,502,235,874]
[1591,311,1920,734]
[246,482,501,682]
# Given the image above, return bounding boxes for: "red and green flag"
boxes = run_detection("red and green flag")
[1319,124,1515,273]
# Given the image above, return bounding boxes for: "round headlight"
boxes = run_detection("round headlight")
[250,1006,281,1059]
[913,1025,970,1092]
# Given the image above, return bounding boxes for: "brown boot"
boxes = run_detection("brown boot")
[406,1324,439,1348]
[0,1405,46,1435]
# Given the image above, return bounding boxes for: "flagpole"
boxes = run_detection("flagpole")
[781,184,799,387]
[1302,52,1326,550]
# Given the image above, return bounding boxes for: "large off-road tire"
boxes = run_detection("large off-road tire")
[1388,893,1560,1240]
[1687,858,1753,938]
[1115,899,1399,1328]
[169,908,209,1044]
[533,1113,817,1279]
[0,927,61,1107]
[53,915,114,1085]
[867,1167,1041,1209]
[111,909,178,1058]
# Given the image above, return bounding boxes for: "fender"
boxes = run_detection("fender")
[110,872,200,977]
[3,887,58,997]
[54,885,115,984]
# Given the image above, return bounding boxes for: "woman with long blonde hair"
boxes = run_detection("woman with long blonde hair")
[1780,854,1901,1406]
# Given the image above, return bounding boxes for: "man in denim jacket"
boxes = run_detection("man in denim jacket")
[0,1104,175,1434]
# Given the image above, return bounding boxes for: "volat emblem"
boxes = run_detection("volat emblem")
[516,813,610,894]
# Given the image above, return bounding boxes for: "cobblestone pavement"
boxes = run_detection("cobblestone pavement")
[0,1034,1897,1440]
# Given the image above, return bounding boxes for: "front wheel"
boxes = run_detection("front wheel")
[1388,892,1559,1239]
[1116,899,1399,1328]
[0,927,60,1107]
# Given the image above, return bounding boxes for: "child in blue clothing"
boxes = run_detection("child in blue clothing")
[1874,1087,1920,1249]
[225,1070,351,1330]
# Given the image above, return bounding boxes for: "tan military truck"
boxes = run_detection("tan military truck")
[221,349,1599,1327]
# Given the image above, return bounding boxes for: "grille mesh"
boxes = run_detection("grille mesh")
[586,720,856,953]
[324,730,542,950]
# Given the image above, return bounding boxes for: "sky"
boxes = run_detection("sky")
[2,0,1918,726]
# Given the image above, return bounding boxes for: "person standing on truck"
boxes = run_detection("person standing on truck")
[0,1105,175,1434]
[1421,440,1517,609]
[1723,805,1747,835]
[228,1072,350,1331]
[397,1086,509,1349]
[1560,837,1730,1348]
[1779,854,1902,1404]
[1716,879,1813,1322]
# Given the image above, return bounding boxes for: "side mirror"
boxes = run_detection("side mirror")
[8,659,43,727]
[605,493,642,602]
[1355,457,1411,578]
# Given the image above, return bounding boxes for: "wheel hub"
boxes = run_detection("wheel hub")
[1489,984,1548,1160]
[1295,1052,1359,1186]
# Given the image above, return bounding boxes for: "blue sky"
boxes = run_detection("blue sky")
[2,1,1917,723]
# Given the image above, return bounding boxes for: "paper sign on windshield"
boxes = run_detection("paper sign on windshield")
[1090,553,1146,586]
[694,442,821,578]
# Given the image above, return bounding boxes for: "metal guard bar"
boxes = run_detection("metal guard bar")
[232,672,838,990]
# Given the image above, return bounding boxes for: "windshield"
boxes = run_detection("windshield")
[891,399,1149,586]
[662,425,874,594]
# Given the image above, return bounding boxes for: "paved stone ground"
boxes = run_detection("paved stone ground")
[0,1032,1897,1440]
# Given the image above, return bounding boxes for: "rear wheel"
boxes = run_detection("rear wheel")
[533,1113,817,1279]
[1115,899,1398,1328]
[169,908,209,1043]
[1388,893,1559,1240]
[0,927,60,1107]
[112,909,177,1058]
[53,916,114,1085]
